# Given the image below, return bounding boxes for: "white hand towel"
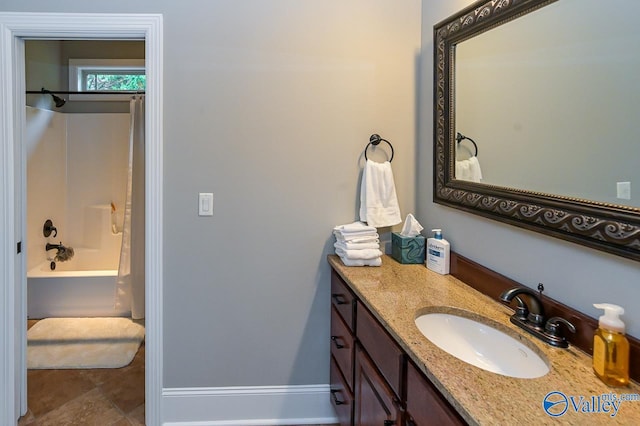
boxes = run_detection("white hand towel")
[455,156,483,182]
[335,247,383,260]
[333,221,377,234]
[333,222,378,243]
[338,255,382,267]
[334,233,380,243]
[468,156,483,182]
[455,159,469,180]
[334,240,380,251]
[359,160,401,228]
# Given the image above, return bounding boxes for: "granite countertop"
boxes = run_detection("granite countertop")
[328,255,640,425]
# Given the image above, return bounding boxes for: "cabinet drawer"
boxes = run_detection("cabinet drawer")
[330,355,354,426]
[331,306,354,391]
[356,301,404,398]
[406,361,466,425]
[331,269,355,332]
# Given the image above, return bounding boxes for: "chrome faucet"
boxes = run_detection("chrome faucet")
[500,284,575,348]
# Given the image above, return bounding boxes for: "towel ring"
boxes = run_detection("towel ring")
[456,132,478,157]
[364,134,394,162]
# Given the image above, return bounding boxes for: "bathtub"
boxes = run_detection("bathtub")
[27,248,129,318]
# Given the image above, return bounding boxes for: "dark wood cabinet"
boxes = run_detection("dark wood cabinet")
[330,354,354,425]
[405,361,465,426]
[331,307,355,391]
[354,345,401,426]
[331,268,356,330]
[330,268,466,426]
[356,302,404,398]
[330,270,356,425]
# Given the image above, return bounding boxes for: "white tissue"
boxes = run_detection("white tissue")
[400,213,423,237]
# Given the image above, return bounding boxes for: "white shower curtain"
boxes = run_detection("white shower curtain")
[116,96,145,319]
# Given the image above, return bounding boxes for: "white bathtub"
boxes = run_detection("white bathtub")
[27,248,128,318]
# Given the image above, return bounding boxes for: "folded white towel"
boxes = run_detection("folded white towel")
[455,156,483,182]
[333,221,377,234]
[338,255,382,267]
[334,240,380,251]
[333,221,379,243]
[335,247,383,260]
[334,234,380,244]
[359,160,401,228]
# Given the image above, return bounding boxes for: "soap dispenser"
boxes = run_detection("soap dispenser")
[426,229,450,275]
[592,303,629,387]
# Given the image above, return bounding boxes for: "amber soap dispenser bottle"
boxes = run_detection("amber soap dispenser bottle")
[593,303,629,387]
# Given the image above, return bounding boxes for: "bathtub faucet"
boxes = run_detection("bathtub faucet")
[45,242,62,251]
[45,242,75,262]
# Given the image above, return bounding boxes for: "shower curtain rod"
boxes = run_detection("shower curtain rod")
[26,90,145,95]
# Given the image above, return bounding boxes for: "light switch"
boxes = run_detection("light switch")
[617,182,631,200]
[198,193,214,216]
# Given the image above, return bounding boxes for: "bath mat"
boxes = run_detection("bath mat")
[27,317,145,369]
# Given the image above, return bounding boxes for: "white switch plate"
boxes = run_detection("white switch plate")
[199,193,214,216]
[617,182,631,200]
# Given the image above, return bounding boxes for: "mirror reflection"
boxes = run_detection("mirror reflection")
[454,0,640,208]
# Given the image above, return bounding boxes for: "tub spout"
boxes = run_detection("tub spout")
[45,242,62,251]
[45,242,74,262]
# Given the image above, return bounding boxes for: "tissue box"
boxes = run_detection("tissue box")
[391,232,425,264]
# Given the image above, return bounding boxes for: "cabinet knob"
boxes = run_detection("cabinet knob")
[331,335,345,349]
[332,293,348,305]
[330,389,345,405]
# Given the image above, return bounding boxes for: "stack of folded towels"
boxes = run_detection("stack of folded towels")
[333,221,383,266]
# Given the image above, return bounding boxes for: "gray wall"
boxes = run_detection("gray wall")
[419,1,640,337]
[24,40,63,110]
[4,0,421,388]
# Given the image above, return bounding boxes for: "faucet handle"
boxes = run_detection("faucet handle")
[512,296,529,321]
[43,219,58,238]
[544,317,576,337]
[527,312,545,327]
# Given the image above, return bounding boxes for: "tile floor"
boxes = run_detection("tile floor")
[18,320,145,426]
[17,323,336,426]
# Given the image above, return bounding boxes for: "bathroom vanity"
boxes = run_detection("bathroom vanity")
[330,266,463,425]
[328,255,640,425]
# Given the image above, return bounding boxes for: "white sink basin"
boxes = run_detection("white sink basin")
[415,310,549,379]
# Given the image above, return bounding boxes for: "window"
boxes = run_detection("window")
[83,70,145,91]
[69,59,145,101]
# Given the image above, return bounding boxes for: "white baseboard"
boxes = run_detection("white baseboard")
[162,384,338,425]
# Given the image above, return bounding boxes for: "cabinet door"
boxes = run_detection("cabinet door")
[354,345,401,426]
[356,301,404,398]
[405,361,466,426]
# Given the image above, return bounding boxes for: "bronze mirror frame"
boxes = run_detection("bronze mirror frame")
[433,0,640,261]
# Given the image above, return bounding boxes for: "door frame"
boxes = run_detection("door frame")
[0,12,163,425]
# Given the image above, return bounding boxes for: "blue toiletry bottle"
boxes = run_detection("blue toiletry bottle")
[426,229,450,275]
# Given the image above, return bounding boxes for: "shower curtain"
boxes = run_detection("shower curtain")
[116,96,145,319]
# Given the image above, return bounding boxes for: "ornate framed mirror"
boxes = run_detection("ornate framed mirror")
[433,0,640,261]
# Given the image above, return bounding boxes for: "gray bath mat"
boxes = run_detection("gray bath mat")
[27,317,144,369]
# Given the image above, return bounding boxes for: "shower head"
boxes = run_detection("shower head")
[52,94,66,108]
[41,88,66,108]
